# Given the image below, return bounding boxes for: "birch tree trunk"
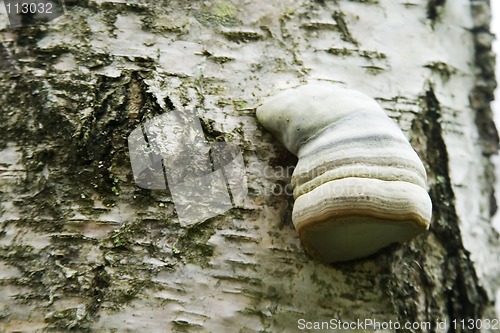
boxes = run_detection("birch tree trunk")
[0,0,499,332]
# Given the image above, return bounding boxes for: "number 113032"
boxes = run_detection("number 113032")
[6,2,53,14]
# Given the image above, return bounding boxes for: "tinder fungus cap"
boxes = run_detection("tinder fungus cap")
[257,84,432,263]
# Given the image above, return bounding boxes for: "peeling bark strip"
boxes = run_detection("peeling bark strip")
[0,0,499,331]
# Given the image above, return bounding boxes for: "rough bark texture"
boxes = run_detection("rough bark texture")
[0,0,499,332]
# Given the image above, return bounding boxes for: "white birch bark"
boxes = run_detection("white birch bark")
[0,0,498,331]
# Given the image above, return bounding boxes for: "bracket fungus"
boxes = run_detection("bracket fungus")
[256,84,432,263]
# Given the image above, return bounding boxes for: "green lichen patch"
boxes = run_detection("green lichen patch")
[45,306,88,330]
[175,221,217,267]
[194,2,241,28]
[232,99,248,110]
[142,15,189,34]
[91,0,150,15]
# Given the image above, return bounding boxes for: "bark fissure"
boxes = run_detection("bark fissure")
[422,88,487,326]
